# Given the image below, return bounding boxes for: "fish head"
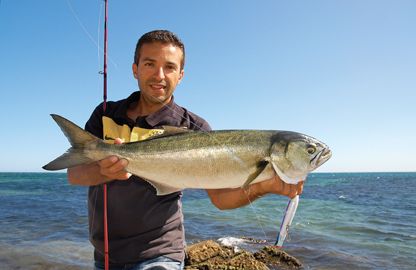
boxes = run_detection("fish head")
[270,131,332,184]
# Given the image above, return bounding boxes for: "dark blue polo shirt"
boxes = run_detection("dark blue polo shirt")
[85,91,211,265]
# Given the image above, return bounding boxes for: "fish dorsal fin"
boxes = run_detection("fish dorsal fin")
[161,125,192,135]
[242,159,269,189]
[142,126,193,140]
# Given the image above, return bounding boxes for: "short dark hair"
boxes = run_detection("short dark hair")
[134,30,185,70]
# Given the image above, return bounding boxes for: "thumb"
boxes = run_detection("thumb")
[114,138,123,145]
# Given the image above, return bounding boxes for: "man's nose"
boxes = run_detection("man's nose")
[154,67,165,80]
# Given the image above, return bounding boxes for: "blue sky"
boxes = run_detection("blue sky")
[0,0,415,172]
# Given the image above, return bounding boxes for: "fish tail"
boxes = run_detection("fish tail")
[42,114,98,171]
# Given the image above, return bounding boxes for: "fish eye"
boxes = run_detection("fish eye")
[307,144,316,155]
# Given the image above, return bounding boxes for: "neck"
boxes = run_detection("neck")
[127,95,172,121]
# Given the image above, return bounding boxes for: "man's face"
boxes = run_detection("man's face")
[133,42,184,105]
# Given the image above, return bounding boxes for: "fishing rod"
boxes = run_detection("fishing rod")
[101,0,109,269]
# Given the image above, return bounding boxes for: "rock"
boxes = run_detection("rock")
[185,240,302,270]
[254,246,302,269]
[185,240,231,265]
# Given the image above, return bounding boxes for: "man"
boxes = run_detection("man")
[68,30,303,270]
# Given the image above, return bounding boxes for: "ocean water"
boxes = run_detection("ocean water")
[0,172,415,269]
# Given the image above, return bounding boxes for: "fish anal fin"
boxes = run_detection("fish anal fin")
[242,160,269,189]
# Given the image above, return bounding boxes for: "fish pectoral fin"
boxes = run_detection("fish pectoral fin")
[142,178,183,196]
[242,160,269,189]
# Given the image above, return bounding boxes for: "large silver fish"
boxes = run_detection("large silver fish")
[43,114,331,195]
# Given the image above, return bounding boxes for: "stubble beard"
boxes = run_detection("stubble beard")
[140,84,173,106]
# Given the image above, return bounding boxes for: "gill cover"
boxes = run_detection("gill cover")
[269,132,309,184]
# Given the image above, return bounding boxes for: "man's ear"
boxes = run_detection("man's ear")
[178,69,184,84]
[132,63,138,79]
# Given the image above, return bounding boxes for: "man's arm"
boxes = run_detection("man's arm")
[206,176,304,210]
[67,138,131,186]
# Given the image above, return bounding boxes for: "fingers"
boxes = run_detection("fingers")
[114,138,123,145]
[98,155,120,169]
[98,137,131,181]
[273,176,304,198]
[297,181,304,195]
[98,156,131,180]
[286,181,304,198]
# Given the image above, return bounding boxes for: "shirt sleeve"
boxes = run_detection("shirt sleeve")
[85,103,105,139]
[197,119,212,132]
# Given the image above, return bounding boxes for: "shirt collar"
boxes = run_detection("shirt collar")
[113,91,184,128]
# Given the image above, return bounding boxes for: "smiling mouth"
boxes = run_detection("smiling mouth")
[150,84,166,89]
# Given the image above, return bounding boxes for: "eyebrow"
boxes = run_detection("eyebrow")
[142,57,156,63]
[142,57,179,68]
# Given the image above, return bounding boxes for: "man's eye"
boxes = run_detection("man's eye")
[144,62,154,67]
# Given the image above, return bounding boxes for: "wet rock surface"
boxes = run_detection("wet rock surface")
[185,240,302,270]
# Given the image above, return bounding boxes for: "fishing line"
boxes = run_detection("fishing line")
[244,189,269,241]
[66,0,118,69]
[88,3,104,247]
[72,0,106,264]
[131,90,273,241]
[97,1,103,71]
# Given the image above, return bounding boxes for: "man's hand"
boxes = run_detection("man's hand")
[97,156,131,181]
[257,176,304,199]
[98,138,131,181]
[206,175,304,210]
[67,138,131,186]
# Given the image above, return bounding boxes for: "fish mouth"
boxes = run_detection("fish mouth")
[311,148,332,168]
